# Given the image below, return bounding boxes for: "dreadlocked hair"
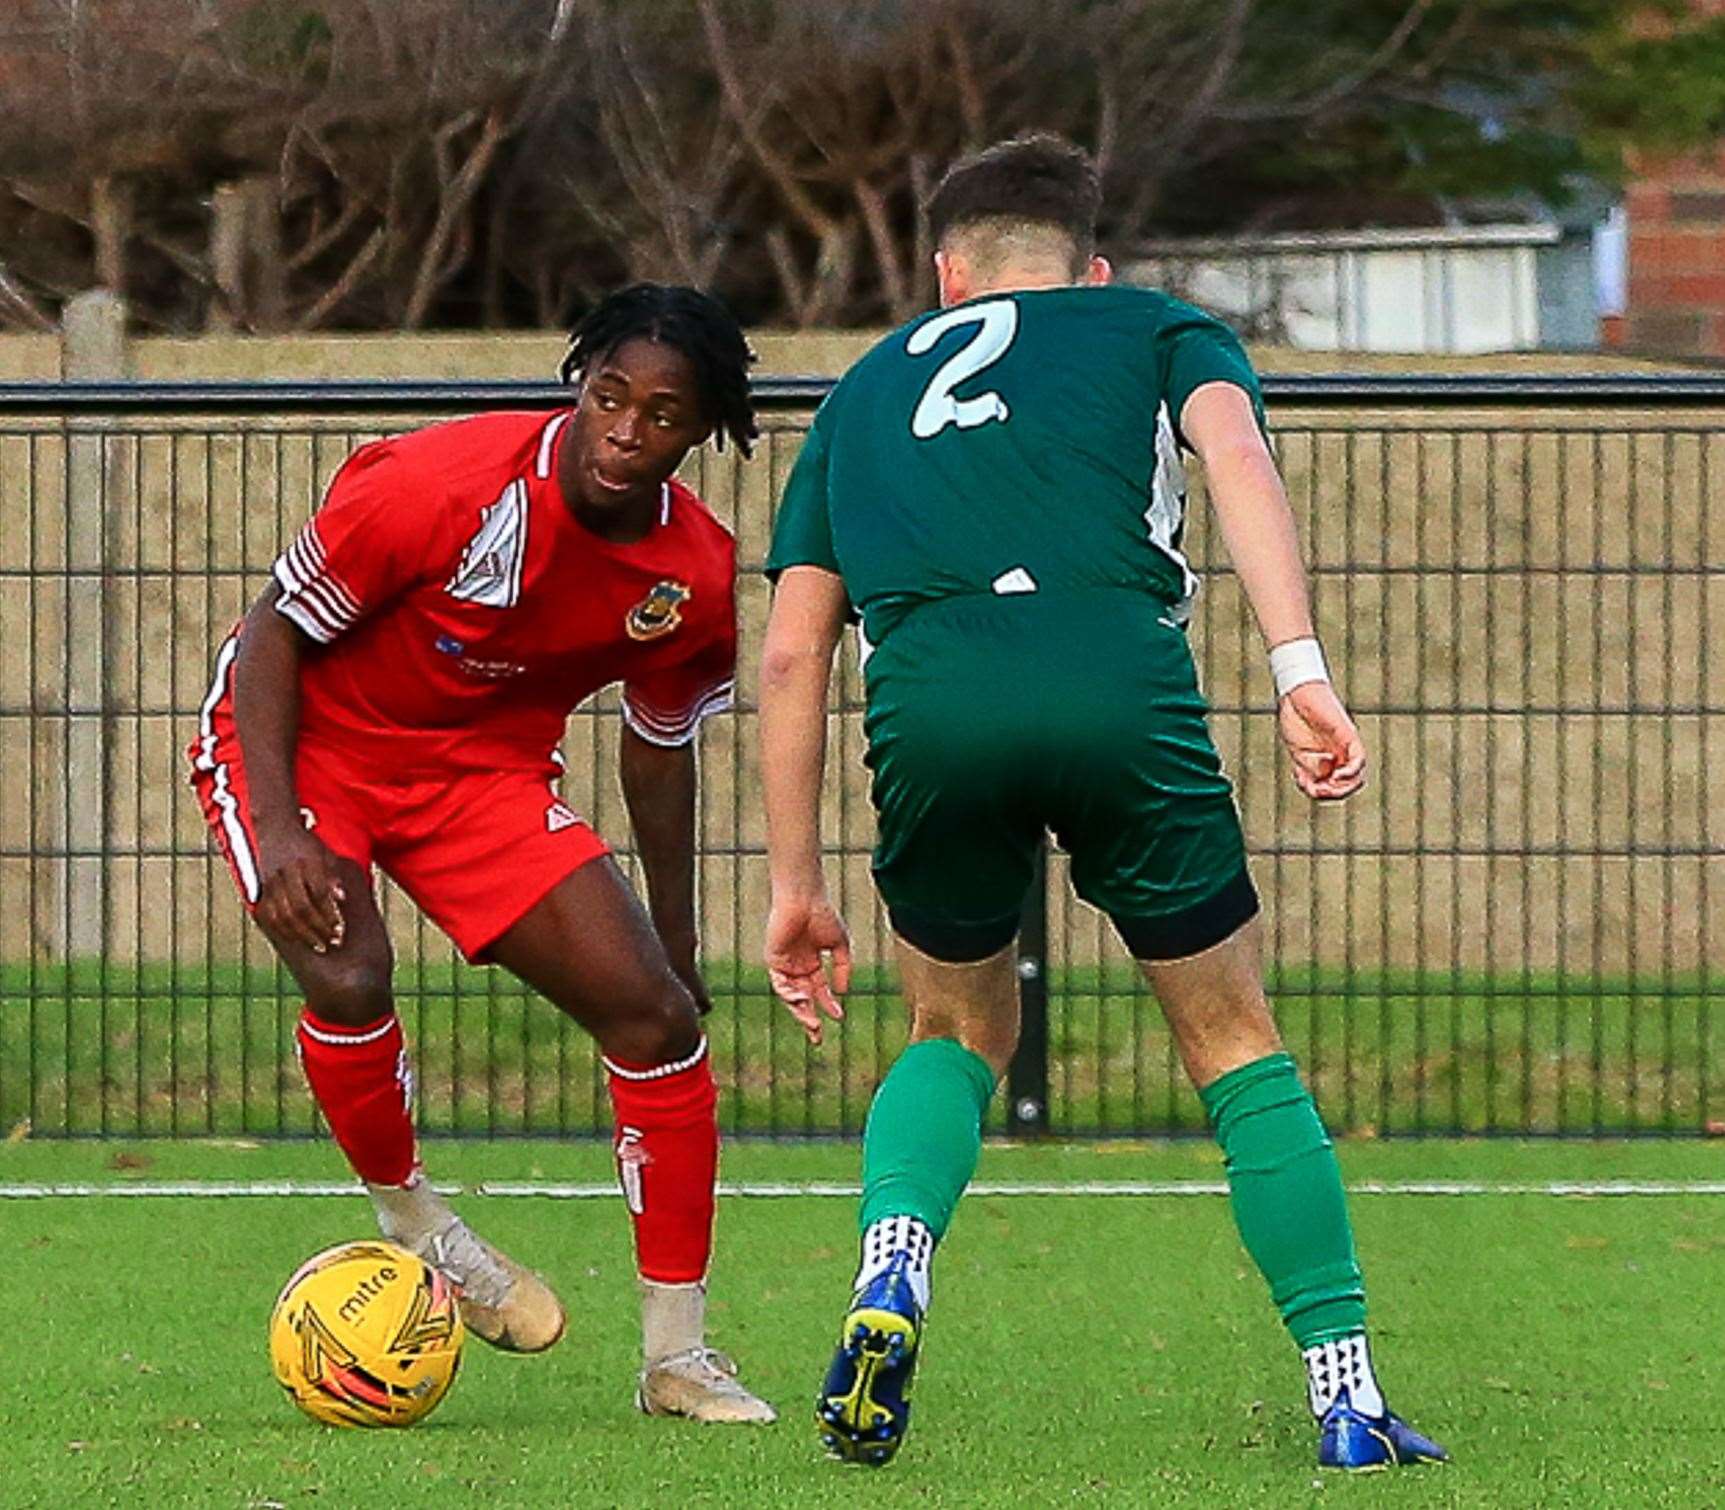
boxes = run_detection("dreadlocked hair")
[558,284,758,457]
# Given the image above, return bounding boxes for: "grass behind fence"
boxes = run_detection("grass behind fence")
[4,960,1722,1139]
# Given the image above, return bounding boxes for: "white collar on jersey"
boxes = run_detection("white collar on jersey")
[535,411,673,530]
[535,412,569,479]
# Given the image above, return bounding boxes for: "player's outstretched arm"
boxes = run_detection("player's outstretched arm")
[232,583,347,950]
[1182,381,1367,802]
[619,727,713,1015]
[758,566,853,1043]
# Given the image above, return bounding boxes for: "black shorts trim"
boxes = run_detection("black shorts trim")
[887,904,1021,964]
[1111,867,1260,963]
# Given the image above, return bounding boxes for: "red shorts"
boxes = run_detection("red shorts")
[187,646,609,962]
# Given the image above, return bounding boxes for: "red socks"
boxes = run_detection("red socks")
[295,1009,418,1187]
[295,1006,718,1282]
[604,1037,719,1285]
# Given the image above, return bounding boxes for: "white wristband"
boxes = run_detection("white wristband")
[1269,637,1330,700]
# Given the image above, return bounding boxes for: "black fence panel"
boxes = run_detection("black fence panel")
[0,376,1720,1138]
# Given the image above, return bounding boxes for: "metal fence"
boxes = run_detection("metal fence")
[2,375,1722,1140]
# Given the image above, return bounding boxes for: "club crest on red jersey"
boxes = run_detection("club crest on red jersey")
[626,580,691,641]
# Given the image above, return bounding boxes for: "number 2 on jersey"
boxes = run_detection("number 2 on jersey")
[906,299,1019,439]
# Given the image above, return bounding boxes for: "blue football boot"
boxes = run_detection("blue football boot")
[815,1253,922,1467]
[1319,1389,1449,1470]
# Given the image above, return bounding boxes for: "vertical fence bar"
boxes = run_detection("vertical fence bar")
[1591,430,1607,1134]
[1375,424,1392,1135]
[1008,844,1050,1136]
[1340,428,1358,1130]
[1483,430,1500,1132]
[27,431,43,1135]
[1411,429,1431,1136]
[1627,430,1642,1131]
[1447,429,1464,1133]
[1518,429,1534,1134]
[1556,430,1572,1130]
[1701,429,1715,1133]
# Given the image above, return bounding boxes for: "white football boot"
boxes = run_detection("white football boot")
[633,1280,776,1423]
[368,1178,565,1353]
[636,1348,779,1424]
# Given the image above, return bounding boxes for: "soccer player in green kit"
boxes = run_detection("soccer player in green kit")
[758,134,1447,1472]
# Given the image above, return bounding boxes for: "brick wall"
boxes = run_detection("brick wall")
[1623,0,1725,355]
[1625,148,1725,356]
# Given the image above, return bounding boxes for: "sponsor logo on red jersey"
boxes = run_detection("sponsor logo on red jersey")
[434,633,526,680]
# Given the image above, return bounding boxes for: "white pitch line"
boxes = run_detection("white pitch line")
[3,1179,1725,1199]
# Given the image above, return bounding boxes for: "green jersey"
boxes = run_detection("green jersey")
[766,284,1263,644]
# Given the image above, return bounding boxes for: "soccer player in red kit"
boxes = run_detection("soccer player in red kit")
[187,285,774,1423]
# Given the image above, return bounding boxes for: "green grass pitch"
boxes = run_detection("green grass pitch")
[6,1138,1725,1506]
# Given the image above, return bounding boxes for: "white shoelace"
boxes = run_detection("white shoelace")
[421,1218,512,1309]
[646,1347,752,1395]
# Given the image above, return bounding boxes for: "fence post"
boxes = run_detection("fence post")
[1007,841,1050,1136]
[55,291,127,962]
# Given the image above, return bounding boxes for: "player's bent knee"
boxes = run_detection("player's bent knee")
[305,952,398,1035]
[897,935,1022,1079]
[601,975,702,1068]
[909,1014,1018,1080]
[305,966,394,1028]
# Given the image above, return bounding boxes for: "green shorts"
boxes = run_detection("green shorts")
[862,590,1257,962]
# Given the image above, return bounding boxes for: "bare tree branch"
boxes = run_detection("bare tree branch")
[697,0,835,241]
[855,177,911,324]
[295,225,386,330]
[0,260,55,331]
[1110,0,1255,232]
[0,0,1677,330]
[1218,0,1438,123]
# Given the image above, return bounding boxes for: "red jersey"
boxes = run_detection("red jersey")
[270,409,736,775]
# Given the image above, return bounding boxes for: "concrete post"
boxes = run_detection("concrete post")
[61,291,128,380]
[54,290,128,961]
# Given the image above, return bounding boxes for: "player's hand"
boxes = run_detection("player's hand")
[1277,681,1367,801]
[255,820,347,954]
[764,891,852,1046]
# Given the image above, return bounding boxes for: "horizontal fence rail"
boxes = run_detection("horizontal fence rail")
[0,375,1721,1140]
[6,373,1725,412]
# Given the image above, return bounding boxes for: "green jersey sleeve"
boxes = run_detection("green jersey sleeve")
[1157,303,1266,446]
[765,409,841,582]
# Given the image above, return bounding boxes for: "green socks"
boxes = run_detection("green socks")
[853,1042,1363,1351]
[1200,1052,1366,1348]
[858,1037,997,1239]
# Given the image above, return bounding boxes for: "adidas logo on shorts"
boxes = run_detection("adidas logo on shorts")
[545,802,579,833]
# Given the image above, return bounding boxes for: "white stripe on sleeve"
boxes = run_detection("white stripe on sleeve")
[275,595,337,644]
[271,521,364,643]
[296,576,357,634]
